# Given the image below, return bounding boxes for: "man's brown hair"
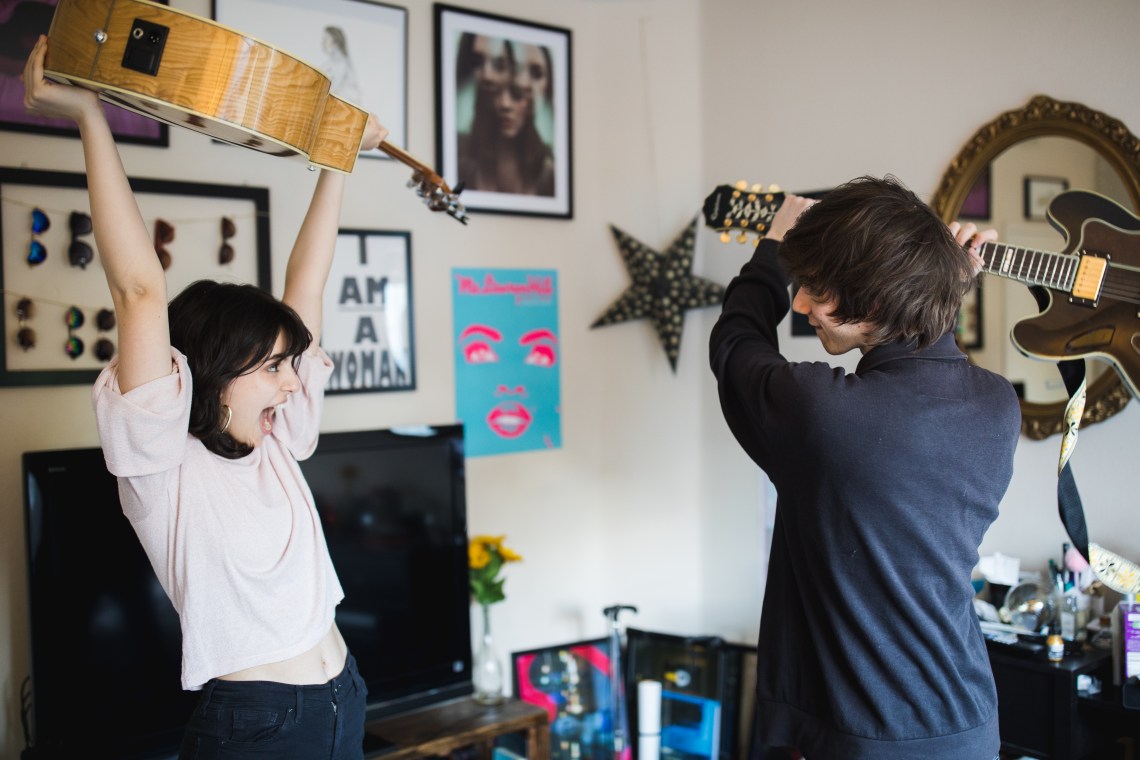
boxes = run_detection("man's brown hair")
[778,175,974,350]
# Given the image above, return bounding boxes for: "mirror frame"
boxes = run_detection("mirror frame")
[930,95,1140,440]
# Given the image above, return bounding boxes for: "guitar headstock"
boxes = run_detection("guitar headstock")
[407,170,468,225]
[702,181,785,244]
[379,141,468,224]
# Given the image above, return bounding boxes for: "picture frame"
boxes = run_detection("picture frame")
[625,628,755,760]
[0,167,270,386]
[1023,175,1069,220]
[0,0,169,146]
[957,282,983,350]
[322,229,414,394]
[959,164,991,220]
[434,4,573,218]
[212,0,408,158]
[511,638,614,760]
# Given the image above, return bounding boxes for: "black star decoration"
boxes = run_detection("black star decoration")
[591,217,725,372]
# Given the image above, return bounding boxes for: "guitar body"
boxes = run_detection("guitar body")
[1009,190,1140,396]
[44,0,366,172]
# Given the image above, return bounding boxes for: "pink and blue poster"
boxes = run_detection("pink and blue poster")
[452,268,561,457]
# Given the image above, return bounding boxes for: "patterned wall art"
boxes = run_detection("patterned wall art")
[452,267,560,457]
[591,218,724,372]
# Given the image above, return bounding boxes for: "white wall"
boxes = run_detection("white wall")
[3,0,1140,756]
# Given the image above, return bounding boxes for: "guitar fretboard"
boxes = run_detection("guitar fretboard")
[978,241,1077,290]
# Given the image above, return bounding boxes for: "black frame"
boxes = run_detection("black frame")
[434,3,573,218]
[0,166,270,386]
[511,637,614,760]
[322,228,415,394]
[0,0,170,146]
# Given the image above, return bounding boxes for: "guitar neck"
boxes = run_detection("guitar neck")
[977,241,1080,290]
[379,141,441,183]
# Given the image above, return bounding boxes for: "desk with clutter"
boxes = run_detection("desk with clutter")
[974,548,1140,759]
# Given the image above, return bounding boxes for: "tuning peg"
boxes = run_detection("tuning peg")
[735,180,748,191]
[737,232,749,244]
[720,232,731,244]
[768,184,781,193]
[722,218,734,228]
[751,183,763,193]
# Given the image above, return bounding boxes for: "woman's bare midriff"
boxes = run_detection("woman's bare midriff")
[217,623,348,685]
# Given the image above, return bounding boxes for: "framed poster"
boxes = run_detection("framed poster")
[452,267,561,457]
[0,167,269,386]
[512,638,615,760]
[1023,174,1069,220]
[212,0,408,156]
[322,229,414,394]
[435,4,572,218]
[0,0,168,145]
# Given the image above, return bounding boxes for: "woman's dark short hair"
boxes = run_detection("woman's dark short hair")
[778,175,974,350]
[168,281,311,459]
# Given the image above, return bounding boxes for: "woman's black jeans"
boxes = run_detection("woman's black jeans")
[178,653,367,759]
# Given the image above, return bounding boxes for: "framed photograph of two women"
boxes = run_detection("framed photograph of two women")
[434,4,573,219]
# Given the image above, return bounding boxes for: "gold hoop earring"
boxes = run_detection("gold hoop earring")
[220,405,233,433]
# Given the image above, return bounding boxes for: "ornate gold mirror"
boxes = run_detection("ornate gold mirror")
[931,95,1140,439]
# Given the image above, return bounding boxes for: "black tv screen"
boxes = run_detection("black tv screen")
[22,424,472,758]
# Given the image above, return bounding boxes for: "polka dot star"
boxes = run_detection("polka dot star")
[591,217,725,372]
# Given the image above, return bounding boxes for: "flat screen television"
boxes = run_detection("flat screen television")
[22,424,472,758]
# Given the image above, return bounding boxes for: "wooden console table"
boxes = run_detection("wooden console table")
[364,697,550,760]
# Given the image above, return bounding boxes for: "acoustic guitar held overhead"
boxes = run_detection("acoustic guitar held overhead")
[43,0,466,223]
[703,182,1140,397]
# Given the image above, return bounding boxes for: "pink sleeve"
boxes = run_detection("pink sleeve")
[92,348,192,477]
[272,347,334,460]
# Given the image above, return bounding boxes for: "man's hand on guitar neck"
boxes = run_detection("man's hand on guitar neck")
[948,220,998,276]
[767,194,818,242]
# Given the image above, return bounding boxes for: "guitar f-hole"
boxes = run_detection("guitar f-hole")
[122,19,168,76]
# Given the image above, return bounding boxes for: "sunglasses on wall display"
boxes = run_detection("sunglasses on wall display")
[154,219,174,270]
[28,208,50,266]
[219,217,236,265]
[68,211,94,269]
[16,297,36,350]
[65,306,85,359]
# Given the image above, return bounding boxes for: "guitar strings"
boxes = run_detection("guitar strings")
[982,242,1140,305]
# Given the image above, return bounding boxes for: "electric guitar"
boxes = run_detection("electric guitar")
[43,0,467,223]
[703,182,1140,397]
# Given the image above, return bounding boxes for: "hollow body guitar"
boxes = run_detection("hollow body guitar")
[44,0,466,222]
[703,183,1140,396]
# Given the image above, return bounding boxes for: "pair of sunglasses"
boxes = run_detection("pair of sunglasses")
[27,209,94,268]
[28,208,49,265]
[69,211,94,269]
[155,219,174,270]
[15,297,35,350]
[62,306,116,361]
[219,217,236,264]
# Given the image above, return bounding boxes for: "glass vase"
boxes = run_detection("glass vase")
[473,602,505,704]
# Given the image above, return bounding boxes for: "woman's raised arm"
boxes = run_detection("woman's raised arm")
[282,114,388,352]
[23,36,171,392]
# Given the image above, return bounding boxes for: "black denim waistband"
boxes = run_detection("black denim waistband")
[199,652,357,711]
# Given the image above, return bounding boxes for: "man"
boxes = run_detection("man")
[709,176,1020,759]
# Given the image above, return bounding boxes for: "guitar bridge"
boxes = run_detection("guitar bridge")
[122,19,169,76]
[1069,252,1108,307]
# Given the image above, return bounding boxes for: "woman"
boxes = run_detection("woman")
[23,35,387,759]
[456,35,554,197]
